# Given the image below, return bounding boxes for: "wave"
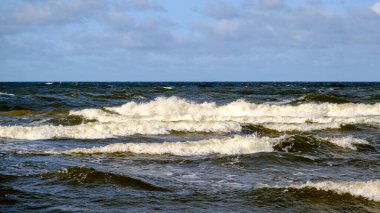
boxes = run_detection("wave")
[56,135,277,156]
[47,115,95,126]
[69,97,380,130]
[294,94,351,104]
[105,97,380,118]
[273,135,370,152]
[266,180,380,202]
[51,135,368,156]
[262,123,342,132]
[90,92,145,100]
[41,167,169,191]
[155,86,174,91]
[0,92,15,96]
[0,121,241,140]
[33,95,60,102]
[0,110,40,117]
[321,136,369,150]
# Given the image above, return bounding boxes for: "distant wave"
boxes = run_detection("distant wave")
[0,92,15,96]
[294,94,351,104]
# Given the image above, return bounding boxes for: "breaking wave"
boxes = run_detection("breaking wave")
[321,136,369,150]
[49,135,368,156]
[0,92,15,96]
[57,135,277,156]
[2,97,380,140]
[0,121,241,140]
[69,97,380,130]
[262,180,380,202]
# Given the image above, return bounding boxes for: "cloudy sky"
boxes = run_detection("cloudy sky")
[1,0,380,81]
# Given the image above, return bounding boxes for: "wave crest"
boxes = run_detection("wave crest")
[70,97,380,129]
[41,167,169,191]
[58,135,277,156]
[0,121,241,140]
[49,135,368,156]
[285,180,380,202]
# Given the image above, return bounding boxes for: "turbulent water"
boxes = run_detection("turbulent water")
[1,82,379,212]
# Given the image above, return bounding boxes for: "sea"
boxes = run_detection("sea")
[0,82,379,212]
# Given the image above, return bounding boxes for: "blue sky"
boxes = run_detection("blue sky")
[1,0,380,81]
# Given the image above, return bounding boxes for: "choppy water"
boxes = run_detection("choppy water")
[0,82,379,212]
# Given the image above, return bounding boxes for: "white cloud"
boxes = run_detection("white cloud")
[371,2,380,15]
[208,19,244,38]
[122,0,166,12]
[202,2,239,19]
[259,0,283,10]
[8,0,103,25]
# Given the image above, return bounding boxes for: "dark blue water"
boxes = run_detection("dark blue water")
[1,82,379,212]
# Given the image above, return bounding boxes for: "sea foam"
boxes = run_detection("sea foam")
[70,97,380,128]
[0,121,241,140]
[48,135,368,156]
[2,97,380,140]
[58,135,277,156]
[290,180,380,201]
[0,92,15,96]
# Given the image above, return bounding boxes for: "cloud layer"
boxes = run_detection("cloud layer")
[1,0,380,81]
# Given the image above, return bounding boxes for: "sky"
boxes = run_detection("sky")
[0,0,380,81]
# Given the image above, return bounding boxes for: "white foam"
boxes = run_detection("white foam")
[290,180,380,201]
[0,121,241,140]
[107,97,380,118]
[59,135,277,156]
[161,86,174,90]
[70,97,380,129]
[321,136,369,150]
[262,123,342,132]
[0,92,15,96]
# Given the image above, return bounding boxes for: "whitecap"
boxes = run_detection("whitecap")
[56,135,277,156]
[289,180,380,201]
[0,121,241,140]
[0,92,15,96]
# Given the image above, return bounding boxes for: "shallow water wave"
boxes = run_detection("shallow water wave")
[106,97,380,118]
[293,94,352,104]
[57,135,277,156]
[1,83,380,211]
[259,180,380,202]
[273,135,370,152]
[52,135,367,156]
[320,136,370,150]
[0,110,40,117]
[262,123,344,132]
[0,121,241,140]
[70,97,380,130]
[41,167,170,191]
